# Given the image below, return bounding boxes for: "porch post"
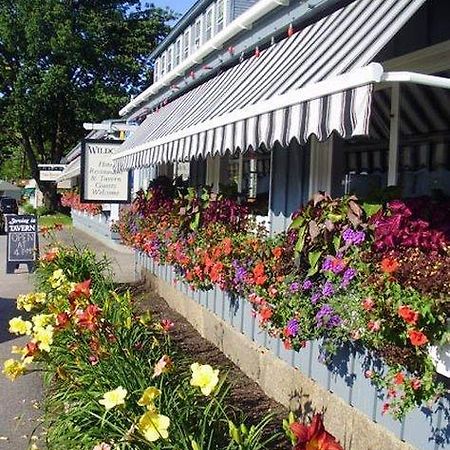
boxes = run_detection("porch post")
[387,82,400,186]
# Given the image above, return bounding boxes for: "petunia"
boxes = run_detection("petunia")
[190,362,219,396]
[138,410,170,442]
[99,386,127,410]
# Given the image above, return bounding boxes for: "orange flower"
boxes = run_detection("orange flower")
[69,279,91,301]
[290,414,343,450]
[76,304,101,332]
[221,237,233,255]
[271,246,283,259]
[408,329,429,347]
[41,247,59,263]
[381,258,399,274]
[253,262,267,286]
[393,372,405,385]
[210,262,224,283]
[398,305,419,325]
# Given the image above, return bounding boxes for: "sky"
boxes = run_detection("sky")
[145,0,193,17]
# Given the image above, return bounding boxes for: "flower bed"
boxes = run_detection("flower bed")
[61,191,103,215]
[3,241,345,449]
[118,180,450,419]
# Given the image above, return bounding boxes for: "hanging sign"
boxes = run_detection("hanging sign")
[80,139,131,203]
[5,215,39,274]
[38,164,66,182]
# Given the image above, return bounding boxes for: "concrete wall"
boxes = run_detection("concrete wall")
[137,253,449,450]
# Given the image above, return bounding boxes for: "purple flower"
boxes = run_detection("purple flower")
[290,282,300,293]
[341,267,357,288]
[342,228,366,246]
[286,319,299,337]
[302,279,313,290]
[322,256,346,274]
[311,292,321,304]
[315,304,342,329]
[322,281,334,297]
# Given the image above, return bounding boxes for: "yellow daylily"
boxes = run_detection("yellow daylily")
[99,386,127,410]
[138,410,170,442]
[9,317,32,336]
[33,325,54,352]
[32,313,54,329]
[138,387,161,410]
[190,363,219,396]
[2,359,27,381]
[49,269,66,289]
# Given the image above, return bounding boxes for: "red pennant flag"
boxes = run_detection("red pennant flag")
[288,23,294,37]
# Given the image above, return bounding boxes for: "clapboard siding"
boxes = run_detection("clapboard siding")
[137,251,450,450]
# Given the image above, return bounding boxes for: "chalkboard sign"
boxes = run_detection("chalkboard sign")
[5,215,39,274]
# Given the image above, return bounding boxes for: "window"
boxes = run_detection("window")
[174,38,182,66]
[193,18,202,50]
[216,0,225,33]
[183,29,191,60]
[167,46,173,73]
[160,54,166,77]
[205,7,214,41]
[154,59,160,81]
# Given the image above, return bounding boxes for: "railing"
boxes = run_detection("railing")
[71,210,119,241]
[136,252,449,450]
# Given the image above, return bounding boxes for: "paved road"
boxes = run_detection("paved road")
[0,234,43,450]
[0,226,137,449]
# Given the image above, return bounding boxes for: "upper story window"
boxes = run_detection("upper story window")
[193,18,202,50]
[174,38,182,66]
[167,46,173,73]
[183,28,191,60]
[205,7,214,41]
[160,53,166,77]
[154,59,160,82]
[216,0,225,33]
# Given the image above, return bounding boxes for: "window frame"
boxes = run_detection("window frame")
[174,37,182,66]
[193,17,202,50]
[154,59,160,82]
[183,28,191,60]
[160,53,166,77]
[216,0,225,33]
[166,45,173,73]
[205,5,214,41]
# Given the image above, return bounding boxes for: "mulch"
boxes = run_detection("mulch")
[129,283,291,449]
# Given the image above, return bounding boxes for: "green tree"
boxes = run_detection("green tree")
[0,0,175,210]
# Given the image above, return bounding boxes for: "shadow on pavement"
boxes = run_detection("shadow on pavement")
[0,297,19,344]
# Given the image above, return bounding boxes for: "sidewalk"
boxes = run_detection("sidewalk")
[0,226,137,449]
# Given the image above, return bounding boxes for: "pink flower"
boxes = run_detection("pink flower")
[410,378,422,391]
[364,370,374,379]
[382,403,390,415]
[153,354,173,378]
[367,320,381,332]
[160,319,174,332]
[362,298,375,311]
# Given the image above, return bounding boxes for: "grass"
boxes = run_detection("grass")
[38,213,73,228]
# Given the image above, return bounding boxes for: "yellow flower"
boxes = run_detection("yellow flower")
[99,386,127,410]
[9,317,32,336]
[34,292,47,305]
[32,313,54,329]
[34,325,54,353]
[16,294,34,312]
[11,346,27,356]
[138,387,161,410]
[2,359,26,381]
[138,410,170,442]
[190,363,219,396]
[49,269,66,289]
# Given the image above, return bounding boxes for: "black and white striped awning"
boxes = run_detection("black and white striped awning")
[113,0,427,172]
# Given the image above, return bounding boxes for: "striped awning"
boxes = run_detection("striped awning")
[56,157,81,182]
[113,0,427,172]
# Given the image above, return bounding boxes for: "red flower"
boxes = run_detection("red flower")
[25,341,39,358]
[283,339,292,350]
[408,329,429,347]
[252,262,267,286]
[271,246,283,259]
[398,305,419,325]
[160,319,174,332]
[56,312,70,329]
[410,378,422,391]
[41,248,58,263]
[221,237,233,255]
[382,403,390,415]
[290,414,343,450]
[393,372,405,385]
[381,258,399,274]
[69,279,91,301]
[362,297,375,311]
[210,262,224,283]
[76,304,101,332]
[259,305,273,323]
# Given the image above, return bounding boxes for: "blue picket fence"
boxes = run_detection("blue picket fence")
[136,252,449,450]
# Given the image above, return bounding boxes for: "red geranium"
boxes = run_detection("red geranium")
[290,414,343,450]
[407,329,429,347]
[398,305,419,325]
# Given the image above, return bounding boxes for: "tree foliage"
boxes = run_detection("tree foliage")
[0,0,175,208]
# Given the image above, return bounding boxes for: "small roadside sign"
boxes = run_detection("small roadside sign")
[5,215,39,274]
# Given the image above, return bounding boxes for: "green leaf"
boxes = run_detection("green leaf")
[307,250,322,276]
[289,215,304,230]
[333,235,341,253]
[294,225,307,254]
[189,212,200,231]
[362,202,382,217]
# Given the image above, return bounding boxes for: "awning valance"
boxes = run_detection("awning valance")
[56,158,80,182]
[113,0,427,172]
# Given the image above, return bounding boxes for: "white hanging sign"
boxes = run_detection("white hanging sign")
[81,139,130,203]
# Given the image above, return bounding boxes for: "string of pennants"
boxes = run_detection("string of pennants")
[134,23,299,124]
